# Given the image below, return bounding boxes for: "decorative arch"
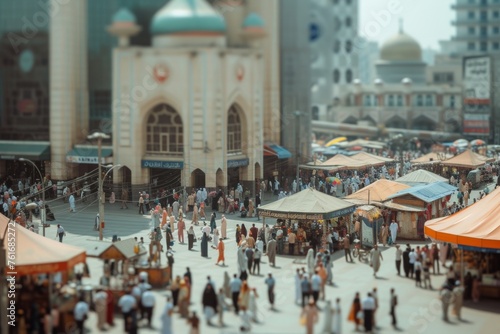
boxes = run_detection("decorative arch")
[226,103,248,154]
[216,168,224,188]
[342,116,358,124]
[361,115,377,126]
[191,168,205,188]
[385,116,406,129]
[144,103,183,155]
[412,115,436,131]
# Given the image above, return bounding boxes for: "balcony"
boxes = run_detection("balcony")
[452,34,491,41]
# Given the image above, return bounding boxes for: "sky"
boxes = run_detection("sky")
[359,0,455,50]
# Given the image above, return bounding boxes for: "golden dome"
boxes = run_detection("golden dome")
[380,32,421,62]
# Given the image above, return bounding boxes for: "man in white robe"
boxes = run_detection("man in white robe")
[390,220,399,244]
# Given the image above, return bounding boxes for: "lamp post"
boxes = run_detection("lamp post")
[98,164,122,241]
[87,132,110,241]
[294,111,302,191]
[19,158,46,236]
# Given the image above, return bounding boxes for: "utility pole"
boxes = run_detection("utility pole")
[294,111,302,191]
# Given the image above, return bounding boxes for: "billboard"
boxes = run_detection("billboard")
[463,56,491,135]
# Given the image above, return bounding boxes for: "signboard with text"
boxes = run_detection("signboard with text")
[463,56,491,135]
[141,160,184,169]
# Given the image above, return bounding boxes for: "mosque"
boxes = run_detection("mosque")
[332,29,463,133]
[44,0,282,196]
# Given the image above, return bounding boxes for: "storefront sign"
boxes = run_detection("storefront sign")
[257,206,355,220]
[141,160,184,169]
[227,158,249,168]
[66,156,103,164]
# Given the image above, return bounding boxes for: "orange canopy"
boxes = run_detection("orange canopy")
[345,179,410,205]
[1,215,86,276]
[424,186,500,249]
[441,149,494,168]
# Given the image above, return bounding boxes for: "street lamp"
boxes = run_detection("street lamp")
[87,132,111,241]
[19,158,46,236]
[98,164,121,241]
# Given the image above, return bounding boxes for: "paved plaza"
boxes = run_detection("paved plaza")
[42,187,498,334]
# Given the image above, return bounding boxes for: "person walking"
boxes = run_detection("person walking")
[216,239,225,266]
[252,247,261,275]
[141,286,155,328]
[202,284,218,326]
[301,275,311,308]
[310,270,321,305]
[237,247,248,281]
[389,220,398,244]
[238,281,252,332]
[54,224,66,242]
[440,286,453,322]
[266,237,277,267]
[431,243,440,275]
[301,298,319,334]
[187,311,200,334]
[294,269,302,305]
[370,244,383,277]
[403,244,411,277]
[380,224,388,246]
[230,274,242,314]
[264,273,276,310]
[452,281,464,320]
[187,225,196,250]
[347,292,362,332]
[93,288,107,331]
[245,247,254,273]
[423,259,433,289]
[69,194,76,213]
[160,296,174,334]
[395,244,403,275]
[409,248,417,278]
[390,288,398,329]
[201,231,208,258]
[415,257,423,287]
[362,292,376,333]
[118,290,137,333]
[221,214,227,239]
[288,229,296,255]
[217,287,229,326]
[177,217,185,244]
[138,194,145,214]
[120,188,129,209]
[73,296,89,334]
[342,235,353,262]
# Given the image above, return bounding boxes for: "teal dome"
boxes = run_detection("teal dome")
[150,0,226,35]
[112,8,137,23]
[243,13,264,28]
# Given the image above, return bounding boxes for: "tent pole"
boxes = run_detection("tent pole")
[460,249,464,283]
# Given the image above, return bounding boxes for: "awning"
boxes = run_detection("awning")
[0,140,50,160]
[66,146,113,164]
[264,144,292,159]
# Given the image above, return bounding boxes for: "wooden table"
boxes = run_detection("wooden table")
[134,265,171,288]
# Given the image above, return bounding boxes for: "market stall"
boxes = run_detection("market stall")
[350,151,394,167]
[0,215,87,332]
[257,188,356,254]
[395,169,448,186]
[386,182,456,239]
[425,186,500,299]
[354,205,384,248]
[345,179,410,206]
[410,152,452,165]
[441,149,495,178]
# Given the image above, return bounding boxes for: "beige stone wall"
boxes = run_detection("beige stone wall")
[112,46,263,189]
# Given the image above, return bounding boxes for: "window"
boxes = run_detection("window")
[345,69,352,83]
[494,11,499,18]
[345,17,352,27]
[493,27,499,34]
[481,42,488,51]
[312,106,319,120]
[333,69,340,83]
[363,95,372,107]
[480,11,487,20]
[397,95,404,106]
[416,95,423,107]
[425,94,433,106]
[333,40,341,53]
[447,73,454,82]
[387,95,395,107]
[346,0,352,4]
[468,42,475,50]
[480,26,487,36]
[494,42,500,50]
[450,95,455,108]
[345,40,352,53]
[468,11,475,19]
[468,27,475,35]
[146,104,183,154]
[227,106,242,153]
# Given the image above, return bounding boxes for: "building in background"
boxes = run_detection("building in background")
[279,0,311,179]
[331,30,462,134]
[0,0,285,191]
[357,37,379,85]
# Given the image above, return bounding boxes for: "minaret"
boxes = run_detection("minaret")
[49,0,88,180]
[107,8,141,47]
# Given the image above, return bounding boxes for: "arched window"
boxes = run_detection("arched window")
[227,106,242,153]
[345,69,352,83]
[333,69,340,83]
[146,104,183,154]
